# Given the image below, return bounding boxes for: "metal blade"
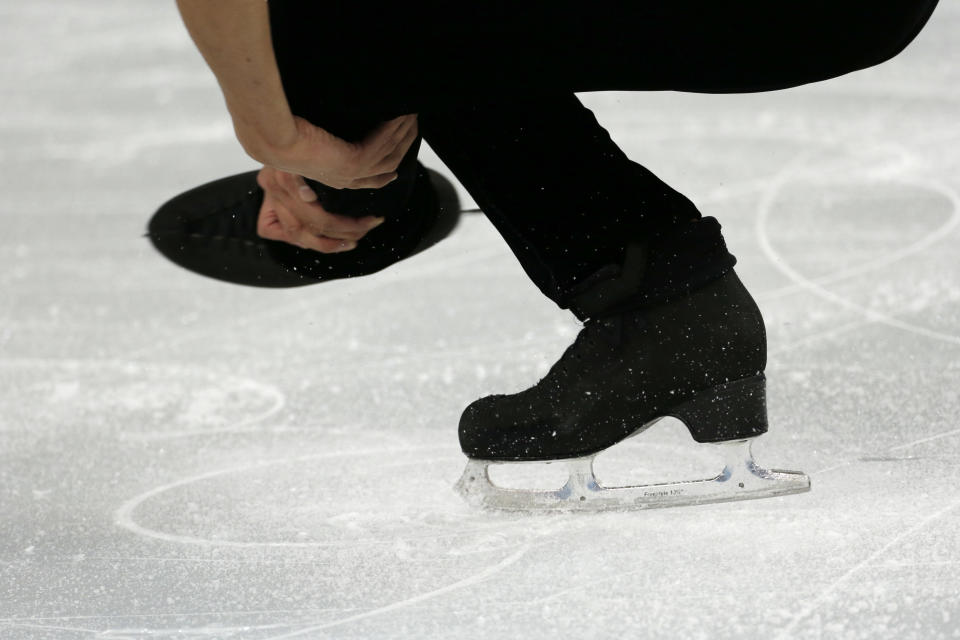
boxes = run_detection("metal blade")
[455,438,811,512]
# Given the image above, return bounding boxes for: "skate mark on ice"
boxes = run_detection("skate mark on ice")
[93,622,295,638]
[774,496,960,639]
[767,317,868,356]
[259,544,531,640]
[114,445,531,550]
[755,152,960,346]
[812,423,960,476]
[521,566,649,607]
[663,135,941,304]
[3,621,100,636]
[861,559,960,569]
[16,619,300,639]
[858,455,931,462]
[0,622,86,635]
[0,606,357,627]
[888,427,960,452]
[756,171,960,303]
[115,446,439,549]
[123,378,285,442]
[741,140,958,303]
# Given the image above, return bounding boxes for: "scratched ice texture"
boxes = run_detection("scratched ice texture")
[1,2,959,639]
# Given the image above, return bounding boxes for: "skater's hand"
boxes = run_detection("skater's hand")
[255,166,385,253]
[176,2,417,190]
[242,114,419,190]
[176,1,416,190]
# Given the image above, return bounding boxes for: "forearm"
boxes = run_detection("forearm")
[176,0,296,158]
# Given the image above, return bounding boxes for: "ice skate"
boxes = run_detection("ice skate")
[455,399,811,512]
[455,265,810,512]
[147,163,461,287]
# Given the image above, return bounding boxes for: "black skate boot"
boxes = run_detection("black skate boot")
[146,163,461,287]
[459,267,768,461]
[455,242,810,511]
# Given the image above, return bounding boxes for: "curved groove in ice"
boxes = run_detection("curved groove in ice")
[113,445,523,549]
[755,149,960,346]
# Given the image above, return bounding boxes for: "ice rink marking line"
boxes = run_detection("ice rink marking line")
[260,544,531,640]
[774,496,960,639]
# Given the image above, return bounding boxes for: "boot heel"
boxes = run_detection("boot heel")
[668,374,769,443]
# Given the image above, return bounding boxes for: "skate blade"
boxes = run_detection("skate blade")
[454,438,810,512]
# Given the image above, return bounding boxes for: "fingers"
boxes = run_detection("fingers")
[294,177,318,203]
[341,114,418,187]
[273,171,381,240]
[256,192,286,242]
[282,115,418,190]
[370,118,419,176]
[276,205,359,253]
[256,167,385,253]
[343,173,395,190]
[363,114,416,156]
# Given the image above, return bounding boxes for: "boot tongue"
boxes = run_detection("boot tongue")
[565,217,737,320]
[568,242,648,320]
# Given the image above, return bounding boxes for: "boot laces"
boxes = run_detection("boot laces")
[544,317,618,382]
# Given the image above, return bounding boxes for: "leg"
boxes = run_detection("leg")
[268,1,940,99]
[418,94,736,312]
[239,2,940,509]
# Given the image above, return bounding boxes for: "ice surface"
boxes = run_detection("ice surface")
[1,1,959,638]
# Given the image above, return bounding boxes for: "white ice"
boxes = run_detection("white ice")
[1,2,959,639]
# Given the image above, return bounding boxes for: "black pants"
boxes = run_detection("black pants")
[268,1,939,314]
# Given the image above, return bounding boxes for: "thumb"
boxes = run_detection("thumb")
[291,174,318,203]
